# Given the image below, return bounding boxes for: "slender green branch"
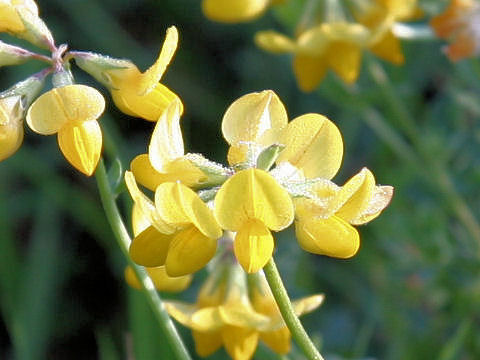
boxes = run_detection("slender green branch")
[95,159,192,360]
[263,258,324,360]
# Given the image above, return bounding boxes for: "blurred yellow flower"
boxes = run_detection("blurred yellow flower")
[166,261,322,360]
[202,0,283,23]
[430,0,480,61]
[255,22,371,91]
[74,26,181,121]
[0,95,23,162]
[26,84,105,176]
[125,171,222,276]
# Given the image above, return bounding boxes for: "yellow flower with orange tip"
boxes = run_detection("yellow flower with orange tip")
[73,26,182,121]
[255,22,371,91]
[202,0,283,23]
[125,171,222,277]
[0,95,23,162]
[124,204,192,292]
[165,260,323,360]
[26,84,105,176]
[130,99,230,192]
[430,0,480,61]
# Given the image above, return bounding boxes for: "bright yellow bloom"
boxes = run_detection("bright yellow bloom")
[255,22,371,91]
[124,204,192,292]
[214,168,294,273]
[74,26,181,121]
[26,84,105,176]
[166,262,322,360]
[130,99,225,191]
[294,168,393,258]
[352,0,422,64]
[125,171,222,276]
[202,0,283,23]
[430,0,480,61]
[0,95,23,161]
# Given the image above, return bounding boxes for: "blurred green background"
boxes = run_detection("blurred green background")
[1,0,480,359]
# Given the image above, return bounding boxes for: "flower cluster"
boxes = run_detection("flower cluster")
[165,251,324,360]
[0,0,180,175]
[126,89,393,277]
[430,0,480,62]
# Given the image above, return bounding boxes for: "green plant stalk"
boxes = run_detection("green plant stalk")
[263,258,325,360]
[95,159,192,360]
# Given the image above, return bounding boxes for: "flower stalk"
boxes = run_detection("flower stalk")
[263,258,325,360]
[94,158,192,360]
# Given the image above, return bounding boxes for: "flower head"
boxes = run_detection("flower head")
[165,260,323,360]
[26,84,105,176]
[430,0,480,61]
[74,26,182,121]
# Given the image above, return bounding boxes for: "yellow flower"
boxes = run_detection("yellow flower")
[130,99,227,191]
[352,0,422,64]
[0,0,53,49]
[255,22,371,91]
[124,203,192,292]
[74,26,181,121]
[166,262,323,360]
[430,0,480,61]
[214,168,294,273]
[26,84,105,176]
[202,0,283,23]
[125,171,222,276]
[0,95,23,162]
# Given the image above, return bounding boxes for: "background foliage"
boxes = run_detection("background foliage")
[1,0,480,359]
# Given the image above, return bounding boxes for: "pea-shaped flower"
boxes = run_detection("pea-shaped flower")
[202,0,283,23]
[214,168,295,273]
[26,84,105,176]
[74,26,181,121]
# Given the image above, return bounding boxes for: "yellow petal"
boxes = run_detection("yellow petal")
[57,119,102,176]
[292,294,325,316]
[277,114,343,179]
[124,171,176,234]
[293,55,328,92]
[333,168,376,222]
[221,90,287,151]
[155,182,222,239]
[111,82,182,121]
[260,328,291,355]
[132,203,151,236]
[148,99,184,172]
[138,26,179,95]
[215,168,294,231]
[295,215,360,258]
[0,96,23,162]
[129,225,172,267]
[234,220,274,273]
[218,303,271,328]
[370,30,404,64]
[165,226,217,276]
[27,85,105,135]
[202,0,270,23]
[191,307,224,331]
[350,185,393,225]
[326,41,362,84]
[254,30,297,53]
[192,330,223,357]
[124,266,192,292]
[221,326,259,360]
[164,300,198,328]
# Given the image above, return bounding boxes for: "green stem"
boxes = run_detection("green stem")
[263,258,325,360]
[94,159,192,360]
